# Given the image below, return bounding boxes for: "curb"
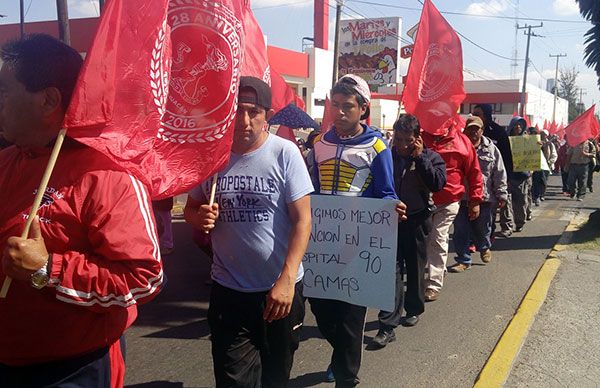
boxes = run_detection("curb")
[473,213,585,387]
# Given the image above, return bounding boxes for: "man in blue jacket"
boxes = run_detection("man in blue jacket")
[309,74,402,387]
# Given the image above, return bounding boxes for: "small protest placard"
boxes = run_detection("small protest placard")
[302,196,398,311]
[510,135,541,172]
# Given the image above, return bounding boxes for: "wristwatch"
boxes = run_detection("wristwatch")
[31,255,51,290]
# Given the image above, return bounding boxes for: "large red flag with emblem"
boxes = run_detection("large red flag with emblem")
[402,0,465,135]
[565,105,598,147]
[64,0,245,199]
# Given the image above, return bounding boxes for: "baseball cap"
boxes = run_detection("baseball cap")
[336,74,371,103]
[238,76,272,110]
[465,116,484,129]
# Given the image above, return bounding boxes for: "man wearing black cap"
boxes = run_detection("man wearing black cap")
[472,104,514,238]
[185,76,314,387]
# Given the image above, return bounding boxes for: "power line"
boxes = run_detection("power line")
[253,0,312,11]
[347,0,588,24]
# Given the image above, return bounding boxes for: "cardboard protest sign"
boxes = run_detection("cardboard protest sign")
[302,196,398,311]
[510,135,541,172]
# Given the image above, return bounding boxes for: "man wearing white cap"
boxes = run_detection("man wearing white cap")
[308,74,403,387]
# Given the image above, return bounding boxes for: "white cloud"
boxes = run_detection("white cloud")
[252,0,311,9]
[465,0,510,17]
[552,0,579,16]
[68,0,99,17]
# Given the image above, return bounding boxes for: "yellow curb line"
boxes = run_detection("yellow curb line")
[474,258,560,388]
[474,214,584,387]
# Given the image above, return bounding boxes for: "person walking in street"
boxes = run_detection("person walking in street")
[0,34,163,387]
[556,135,570,195]
[421,119,484,302]
[449,116,508,272]
[370,114,446,349]
[185,76,313,388]
[567,137,596,201]
[472,104,513,238]
[532,129,557,206]
[587,137,598,193]
[308,74,403,387]
[507,117,531,232]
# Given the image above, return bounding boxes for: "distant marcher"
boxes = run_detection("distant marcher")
[567,137,596,201]
[449,116,508,272]
[587,138,598,193]
[507,117,531,232]
[532,130,557,206]
[472,104,513,238]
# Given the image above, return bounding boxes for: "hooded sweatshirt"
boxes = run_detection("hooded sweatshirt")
[311,124,398,200]
[507,116,530,181]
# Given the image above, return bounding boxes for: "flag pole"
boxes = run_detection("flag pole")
[203,172,219,235]
[0,128,68,298]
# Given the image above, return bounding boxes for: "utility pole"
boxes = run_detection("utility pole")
[517,23,543,117]
[56,0,71,45]
[550,53,566,124]
[20,0,25,38]
[578,88,587,114]
[332,0,344,87]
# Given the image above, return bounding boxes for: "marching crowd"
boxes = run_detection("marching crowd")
[1,34,598,388]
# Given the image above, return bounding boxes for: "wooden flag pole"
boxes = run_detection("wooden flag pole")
[204,173,219,235]
[0,128,68,298]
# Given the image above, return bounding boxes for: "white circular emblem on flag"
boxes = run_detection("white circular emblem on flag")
[417,43,458,103]
[152,0,243,143]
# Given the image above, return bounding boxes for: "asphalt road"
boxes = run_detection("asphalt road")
[124,175,590,388]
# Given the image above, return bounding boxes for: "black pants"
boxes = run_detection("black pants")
[0,338,125,388]
[532,170,548,200]
[561,169,569,192]
[208,282,305,388]
[378,214,431,329]
[588,161,595,190]
[309,298,367,388]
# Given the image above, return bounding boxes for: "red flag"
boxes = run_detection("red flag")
[402,0,465,135]
[321,96,334,133]
[535,123,540,131]
[565,105,597,147]
[543,119,548,129]
[275,125,297,143]
[548,121,558,135]
[64,0,245,199]
[240,3,303,112]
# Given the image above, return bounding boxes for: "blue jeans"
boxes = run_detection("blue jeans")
[453,202,493,265]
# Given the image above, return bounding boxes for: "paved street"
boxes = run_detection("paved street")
[124,175,596,388]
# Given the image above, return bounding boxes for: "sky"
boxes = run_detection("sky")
[1,0,597,108]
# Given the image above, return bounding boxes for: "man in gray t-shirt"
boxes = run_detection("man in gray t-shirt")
[185,76,313,388]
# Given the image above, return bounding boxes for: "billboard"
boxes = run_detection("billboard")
[338,17,402,91]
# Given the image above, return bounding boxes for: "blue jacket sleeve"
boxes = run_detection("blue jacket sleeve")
[414,149,447,193]
[370,148,399,200]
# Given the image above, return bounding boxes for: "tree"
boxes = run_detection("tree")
[558,66,580,121]
[577,1,600,87]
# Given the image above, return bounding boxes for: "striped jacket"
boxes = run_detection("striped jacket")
[0,139,163,366]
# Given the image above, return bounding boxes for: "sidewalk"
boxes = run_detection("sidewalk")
[506,184,600,386]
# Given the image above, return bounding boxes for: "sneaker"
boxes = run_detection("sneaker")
[371,329,396,349]
[515,226,524,232]
[540,196,545,201]
[402,315,420,327]
[448,263,471,273]
[526,213,533,221]
[425,288,439,302]
[589,187,594,193]
[325,364,335,382]
[577,197,584,202]
[481,249,492,263]
[495,230,512,239]
[534,198,540,206]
